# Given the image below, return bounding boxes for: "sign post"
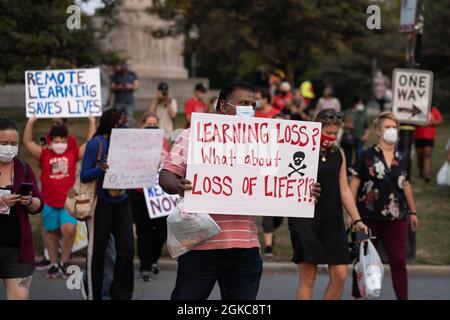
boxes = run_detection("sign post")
[392,68,433,125]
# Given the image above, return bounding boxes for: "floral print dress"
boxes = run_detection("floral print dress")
[349,145,409,221]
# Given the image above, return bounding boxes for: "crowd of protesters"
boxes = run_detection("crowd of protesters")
[0,61,448,301]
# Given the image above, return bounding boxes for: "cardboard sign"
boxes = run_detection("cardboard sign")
[183,113,321,218]
[392,68,433,124]
[103,129,164,189]
[25,68,102,118]
[144,181,180,219]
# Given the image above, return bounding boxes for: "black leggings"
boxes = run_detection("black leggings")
[261,216,284,233]
[129,190,167,271]
[91,197,134,300]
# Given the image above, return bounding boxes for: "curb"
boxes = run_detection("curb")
[67,257,450,276]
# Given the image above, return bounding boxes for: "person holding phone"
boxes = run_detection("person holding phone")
[23,117,96,279]
[0,117,43,300]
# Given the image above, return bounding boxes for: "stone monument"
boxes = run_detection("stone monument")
[99,0,188,79]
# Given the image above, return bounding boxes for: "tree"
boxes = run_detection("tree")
[0,0,120,84]
[149,0,368,85]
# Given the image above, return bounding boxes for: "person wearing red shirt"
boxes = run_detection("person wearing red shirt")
[414,107,444,182]
[23,117,96,279]
[255,88,280,119]
[184,83,208,129]
[272,81,293,111]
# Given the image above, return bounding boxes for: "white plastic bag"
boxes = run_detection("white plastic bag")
[354,240,384,299]
[166,199,221,259]
[437,162,450,186]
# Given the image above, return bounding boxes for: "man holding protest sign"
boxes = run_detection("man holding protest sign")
[23,116,96,279]
[160,81,321,300]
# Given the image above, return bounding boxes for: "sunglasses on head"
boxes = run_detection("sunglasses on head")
[322,110,343,120]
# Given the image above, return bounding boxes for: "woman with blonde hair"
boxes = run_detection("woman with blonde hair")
[349,112,419,300]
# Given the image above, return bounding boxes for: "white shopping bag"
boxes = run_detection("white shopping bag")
[437,162,450,186]
[354,240,384,299]
[166,199,221,259]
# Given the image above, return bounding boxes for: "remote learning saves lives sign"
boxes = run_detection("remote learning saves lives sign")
[25,68,102,118]
[183,113,321,218]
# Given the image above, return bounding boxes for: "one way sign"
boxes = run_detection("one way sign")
[392,68,433,125]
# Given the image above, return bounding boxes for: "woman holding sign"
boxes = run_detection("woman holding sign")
[128,112,171,282]
[289,109,368,300]
[80,109,134,300]
[0,117,43,300]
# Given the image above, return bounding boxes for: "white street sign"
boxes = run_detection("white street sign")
[392,68,433,125]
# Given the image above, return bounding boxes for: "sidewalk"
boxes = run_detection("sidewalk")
[68,257,450,276]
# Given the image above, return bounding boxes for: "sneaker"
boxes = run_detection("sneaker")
[151,263,160,276]
[46,264,60,279]
[264,246,274,257]
[140,270,152,282]
[59,263,70,280]
[35,257,51,271]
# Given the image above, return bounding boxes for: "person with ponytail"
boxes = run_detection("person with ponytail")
[80,109,134,300]
[288,109,368,300]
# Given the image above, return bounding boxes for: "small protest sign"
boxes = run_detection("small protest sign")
[144,179,180,219]
[183,113,321,218]
[103,129,164,189]
[25,68,102,118]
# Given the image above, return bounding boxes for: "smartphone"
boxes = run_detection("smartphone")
[356,229,372,242]
[17,182,34,196]
[39,136,48,146]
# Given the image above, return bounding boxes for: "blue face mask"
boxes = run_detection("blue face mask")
[227,102,255,117]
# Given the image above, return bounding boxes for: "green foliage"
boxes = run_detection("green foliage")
[0,0,120,84]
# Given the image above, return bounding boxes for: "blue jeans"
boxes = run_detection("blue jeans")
[113,101,134,119]
[171,248,263,300]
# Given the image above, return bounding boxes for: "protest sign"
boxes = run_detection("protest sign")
[71,222,88,253]
[25,68,102,118]
[183,113,321,218]
[144,178,180,219]
[103,129,163,189]
[392,68,433,125]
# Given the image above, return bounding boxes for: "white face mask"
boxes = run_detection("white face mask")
[0,144,19,163]
[382,128,398,144]
[356,104,365,111]
[235,106,255,117]
[51,142,68,155]
[255,100,261,109]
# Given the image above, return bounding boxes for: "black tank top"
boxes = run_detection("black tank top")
[0,187,21,247]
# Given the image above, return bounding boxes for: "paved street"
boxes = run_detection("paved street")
[1,263,449,300]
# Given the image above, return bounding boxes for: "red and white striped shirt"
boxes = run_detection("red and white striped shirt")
[162,129,260,250]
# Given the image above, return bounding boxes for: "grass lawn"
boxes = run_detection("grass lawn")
[2,108,449,264]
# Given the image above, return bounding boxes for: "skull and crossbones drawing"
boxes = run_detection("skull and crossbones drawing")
[288,151,307,177]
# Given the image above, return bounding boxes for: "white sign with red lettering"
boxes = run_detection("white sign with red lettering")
[183,113,321,218]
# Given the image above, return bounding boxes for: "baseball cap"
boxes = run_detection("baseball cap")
[195,83,207,93]
[158,82,169,93]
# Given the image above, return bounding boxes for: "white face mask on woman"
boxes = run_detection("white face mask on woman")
[0,144,18,163]
[382,128,398,144]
